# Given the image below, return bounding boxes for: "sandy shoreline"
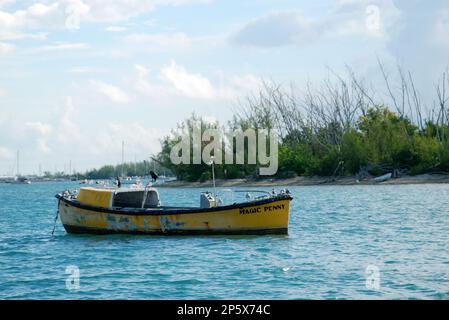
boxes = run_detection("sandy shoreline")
[158,173,449,188]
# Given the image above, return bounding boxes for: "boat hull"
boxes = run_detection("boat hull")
[57,195,292,235]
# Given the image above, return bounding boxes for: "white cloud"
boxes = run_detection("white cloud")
[105,25,127,32]
[64,0,90,30]
[133,64,173,97]
[80,0,154,23]
[0,146,13,160]
[0,87,6,97]
[231,1,401,47]
[123,32,224,53]
[0,2,61,29]
[26,121,53,153]
[231,11,316,47]
[133,61,261,101]
[90,80,130,104]
[83,0,210,23]
[0,31,47,41]
[0,0,211,35]
[160,60,216,99]
[124,32,193,51]
[135,64,150,84]
[134,64,155,93]
[25,121,53,135]
[60,97,167,164]
[143,18,157,27]
[18,96,167,167]
[35,42,89,52]
[0,41,14,54]
[36,138,51,153]
[57,96,81,144]
[29,3,60,16]
[381,0,449,104]
[432,8,449,49]
[67,66,98,73]
[229,74,263,95]
[0,0,15,9]
[90,123,167,157]
[328,0,401,39]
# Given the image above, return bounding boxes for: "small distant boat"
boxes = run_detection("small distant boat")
[374,173,392,183]
[3,151,31,184]
[4,176,31,184]
[79,179,95,185]
[55,187,292,235]
[120,176,138,185]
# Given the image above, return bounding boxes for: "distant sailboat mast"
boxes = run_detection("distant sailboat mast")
[16,150,20,177]
[121,140,125,178]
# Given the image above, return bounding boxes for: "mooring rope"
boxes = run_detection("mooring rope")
[51,199,60,236]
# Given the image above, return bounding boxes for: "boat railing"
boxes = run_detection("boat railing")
[231,190,272,196]
[217,188,290,205]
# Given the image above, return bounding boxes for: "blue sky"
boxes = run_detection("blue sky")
[0,0,448,174]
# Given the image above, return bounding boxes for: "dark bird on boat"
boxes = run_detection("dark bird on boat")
[149,171,158,182]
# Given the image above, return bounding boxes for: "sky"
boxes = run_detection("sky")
[0,0,448,175]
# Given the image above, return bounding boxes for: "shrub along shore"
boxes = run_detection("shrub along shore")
[156,64,449,183]
[73,64,449,185]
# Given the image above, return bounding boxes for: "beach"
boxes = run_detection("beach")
[158,173,449,188]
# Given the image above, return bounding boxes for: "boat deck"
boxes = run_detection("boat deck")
[56,193,293,216]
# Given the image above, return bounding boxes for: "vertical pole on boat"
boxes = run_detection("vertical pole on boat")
[141,186,148,209]
[211,156,216,198]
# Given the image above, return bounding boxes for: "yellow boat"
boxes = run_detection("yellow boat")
[55,187,292,235]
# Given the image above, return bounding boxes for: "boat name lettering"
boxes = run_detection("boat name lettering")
[239,204,285,215]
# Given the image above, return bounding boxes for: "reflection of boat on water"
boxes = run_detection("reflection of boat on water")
[55,187,292,235]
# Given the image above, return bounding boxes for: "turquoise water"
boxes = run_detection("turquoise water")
[0,182,448,299]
